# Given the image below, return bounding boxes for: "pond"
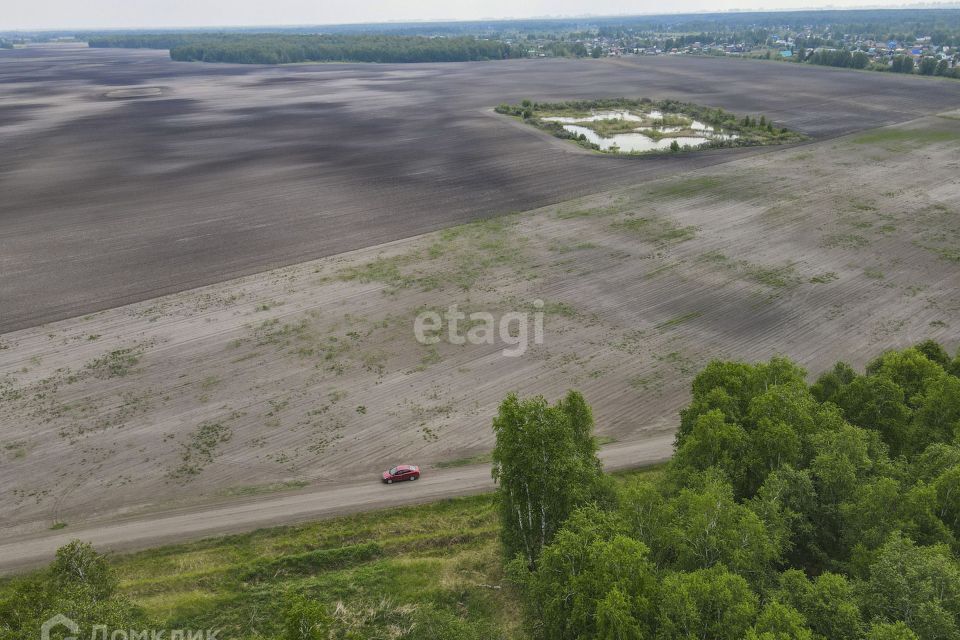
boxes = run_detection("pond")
[541,109,737,153]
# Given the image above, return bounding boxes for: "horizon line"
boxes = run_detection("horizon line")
[5,2,960,34]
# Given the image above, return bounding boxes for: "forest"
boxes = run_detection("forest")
[495,341,960,640]
[87,34,522,64]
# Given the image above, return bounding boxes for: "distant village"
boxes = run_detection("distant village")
[515,26,960,73]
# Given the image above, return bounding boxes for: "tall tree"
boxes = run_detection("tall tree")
[656,565,758,640]
[491,393,606,568]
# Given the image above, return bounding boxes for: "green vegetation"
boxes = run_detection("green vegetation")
[499,341,960,640]
[655,311,704,331]
[88,34,521,64]
[492,391,614,568]
[0,467,660,640]
[337,216,528,293]
[85,347,143,379]
[803,50,960,79]
[822,233,870,249]
[852,127,960,151]
[805,48,872,69]
[0,499,513,639]
[61,8,960,67]
[810,271,839,284]
[611,216,698,244]
[0,541,148,639]
[169,421,233,480]
[496,98,805,155]
[435,452,493,469]
[699,251,800,288]
[5,343,960,639]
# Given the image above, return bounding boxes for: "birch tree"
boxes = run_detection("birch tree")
[492,393,605,568]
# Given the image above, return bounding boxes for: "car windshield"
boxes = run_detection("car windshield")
[388,467,399,475]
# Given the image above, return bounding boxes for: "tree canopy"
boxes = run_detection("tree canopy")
[88,34,522,64]
[492,391,612,568]
[0,541,145,640]
[503,341,960,640]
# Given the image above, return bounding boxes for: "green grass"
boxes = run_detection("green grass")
[698,251,800,288]
[168,421,233,481]
[217,480,310,498]
[435,452,493,469]
[655,311,703,331]
[927,246,960,263]
[0,466,664,640]
[85,346,143,379]
[809,272,839,284]
[611,216,697,245]
[554,206,621,219]
[645,175,726,199]
[643,174,773,202]
[821,233,869,250]
[337,217,529,293]
[851,128,960,151]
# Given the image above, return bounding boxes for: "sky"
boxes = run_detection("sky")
[2,0,948,30]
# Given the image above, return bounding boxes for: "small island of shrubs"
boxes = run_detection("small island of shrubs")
[496,97,807,154]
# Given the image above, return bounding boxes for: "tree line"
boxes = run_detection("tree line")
[87,34,522,64]
[799,48,960,78]
[803,49,872,69]
[494,341,960,639]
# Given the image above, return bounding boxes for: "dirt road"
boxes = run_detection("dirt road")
[0,436,673,574]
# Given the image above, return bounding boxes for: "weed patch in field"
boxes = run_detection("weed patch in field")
[554,206,621,220]
[338,253,418,289]
[169,421,234,481]
[611,216,697,245]
[644,174,771,202]
[821,233,869,249]
[809,272,839,284]
[655,311,703,331]
[338,217,529,293]
[86,346,144,378]
[699,251,799,288]
[851,128,960,151]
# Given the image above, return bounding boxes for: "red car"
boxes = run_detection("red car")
[382,464,420,484]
